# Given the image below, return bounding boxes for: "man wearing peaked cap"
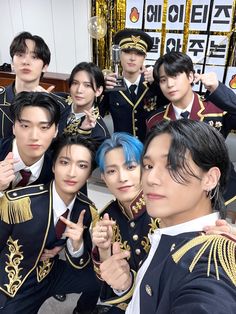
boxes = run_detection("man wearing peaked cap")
[114,29,153,55]
[98,29,168,143]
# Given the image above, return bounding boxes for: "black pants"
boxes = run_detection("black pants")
[0,259,101,314]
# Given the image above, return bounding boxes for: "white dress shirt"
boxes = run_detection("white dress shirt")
[126,212,220,314]
[124,75,141,95]
[172,94,194,120]
[52,182,84,257]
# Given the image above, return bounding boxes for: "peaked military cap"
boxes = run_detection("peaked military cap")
[114,29,153,55]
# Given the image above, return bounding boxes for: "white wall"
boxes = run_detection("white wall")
[0,0,92,74]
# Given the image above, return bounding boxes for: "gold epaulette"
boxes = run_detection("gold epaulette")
[0,193,31,224]
[0,185,47,224]
[172,234,236,286]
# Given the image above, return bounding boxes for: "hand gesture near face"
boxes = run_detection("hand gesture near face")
[100,242,132,291]
[92,213,115,261]
[60,209,86,251]
[80,108,97,130]
[0,152,17,191]
[194,72,219,93]
[141,65,154,84]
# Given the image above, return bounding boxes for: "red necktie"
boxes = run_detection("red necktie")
[55,209,69,239]
[16,169,32,187]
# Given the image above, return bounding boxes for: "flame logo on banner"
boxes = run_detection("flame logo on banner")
[229,74,236,89]
[129,7,139,23]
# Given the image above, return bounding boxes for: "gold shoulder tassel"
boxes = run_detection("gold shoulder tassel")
[0,194,32,224]
[172,234,236,286]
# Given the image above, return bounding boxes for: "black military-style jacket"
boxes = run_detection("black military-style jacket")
[139,232,236,313]
[0,84,70,139]
[99,75,167,142]
[147,88,236,207]
[58,93,110,148]
[93,191,159,309]
[0,182,99,300]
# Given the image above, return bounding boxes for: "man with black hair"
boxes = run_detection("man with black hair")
[99,29,168,142]
[147,51,236,212]
[0,91,59,192]
[0,133,100,313]
[0,31,69,139]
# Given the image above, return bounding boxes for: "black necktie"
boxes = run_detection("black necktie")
[16,169,32,187]
[180,111,190,119]
[55,209,69,239]
[129,84,137,103]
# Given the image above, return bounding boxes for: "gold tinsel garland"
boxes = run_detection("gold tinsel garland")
[92,0,236,70]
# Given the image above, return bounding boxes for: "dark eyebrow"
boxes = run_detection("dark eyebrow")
[18,118,50,125]
[59,156,89,164]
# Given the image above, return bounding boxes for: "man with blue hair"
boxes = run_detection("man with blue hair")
[73,132,159,314]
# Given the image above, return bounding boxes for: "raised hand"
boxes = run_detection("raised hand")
[0,152,17,191]
[203,219,236,237]
[142,65,154,84]
[32,85,55,93]
[60,209,86,251]
[92,213,115,261]
[194,72,219,93]
[80,108,97,130]
[100,242,132,291]
[104,72,118,89]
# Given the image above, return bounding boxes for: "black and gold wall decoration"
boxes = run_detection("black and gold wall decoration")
[91,0,236,93]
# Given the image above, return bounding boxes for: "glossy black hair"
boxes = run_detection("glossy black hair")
[51,133,97,173]
[68,62,105,104]
[143,119,230,217]
[153,51,195,84]
[10,31,51,66]
[11,91,60,126]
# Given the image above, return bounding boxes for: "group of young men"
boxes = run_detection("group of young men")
[0,28,236,314]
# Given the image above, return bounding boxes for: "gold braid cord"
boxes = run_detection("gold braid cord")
[172,234,236,286]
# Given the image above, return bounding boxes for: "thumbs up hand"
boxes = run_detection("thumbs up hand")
[100,242,132,291]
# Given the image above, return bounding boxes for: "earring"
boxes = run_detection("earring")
[207,184,220,200]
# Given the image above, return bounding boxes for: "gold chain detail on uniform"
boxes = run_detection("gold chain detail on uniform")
[131,194,145,214]
[112,224,131,258]
[4,237,23,296]
[36,258,54,282]
[172,234,236,286]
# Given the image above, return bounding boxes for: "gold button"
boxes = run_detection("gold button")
[130,222,135,228]
[116,102,119,106]
[135,119,137,122]
[145,284,152,296]
[39,186,44,190]
[170,243,176,252]
[135,127,138,130]
[133,234,138,241]
[13,192,17,197]
[134,110,137,113]
[135,249,141,255]
[79,258,84,265]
